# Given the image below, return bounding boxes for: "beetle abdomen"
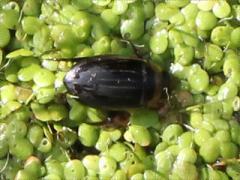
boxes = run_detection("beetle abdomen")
[64,57,160,109]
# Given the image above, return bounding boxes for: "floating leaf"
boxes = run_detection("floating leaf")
[6,49,33,59]
[130,108,159,128]
[31,102,51,121]
[0,49,3,65]
[0,101,21,119]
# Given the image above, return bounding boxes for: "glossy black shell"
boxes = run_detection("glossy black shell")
[64,56,164,109]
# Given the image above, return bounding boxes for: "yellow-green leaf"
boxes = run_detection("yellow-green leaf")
[6,49,33,59]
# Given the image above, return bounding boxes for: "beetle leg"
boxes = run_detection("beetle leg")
[120,39,149,60]
[101,111,130,129]
[81,110,130,129]
[68,94,80,99]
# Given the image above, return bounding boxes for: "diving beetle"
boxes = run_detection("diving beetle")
[64,55,170,110]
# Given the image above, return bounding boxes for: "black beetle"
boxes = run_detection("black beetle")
[64,55,170,109]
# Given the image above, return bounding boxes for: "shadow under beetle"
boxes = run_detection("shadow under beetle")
[64,55,170,110]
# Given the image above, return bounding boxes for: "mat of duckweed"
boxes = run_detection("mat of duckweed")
[1,0,240,179]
